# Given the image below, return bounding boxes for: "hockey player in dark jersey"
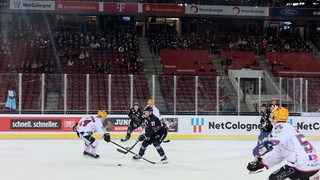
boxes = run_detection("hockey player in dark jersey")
[258,103,273,143]
[133,106,168,163]
[252,103,273,157]
[121,102,144,142]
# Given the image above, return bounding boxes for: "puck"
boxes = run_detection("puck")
[118,164,122,166]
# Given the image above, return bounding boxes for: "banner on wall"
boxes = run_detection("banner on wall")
[105,117,178,132]
[186,5,268,16]
[268,7,320,17]
[0,115,319,139]
[10,0,54,10]
[180,116,320,137]
[55,1,99,12]
[142,4,185,14]
[103,2,138,13]
[183,116,261,135]
[0,117,79,132]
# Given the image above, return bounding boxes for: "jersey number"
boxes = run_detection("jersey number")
[296,134,313,153]
[79,120,91,127]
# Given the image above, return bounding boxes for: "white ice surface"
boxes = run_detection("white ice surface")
[1,139,320,180]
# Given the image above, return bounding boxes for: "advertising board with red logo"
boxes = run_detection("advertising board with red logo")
[186,5,268,17]
[0,117,79,132]
[0,115,178,133]
[55,1,99,12]
[105,117,178,132]
[103,2,138,13]
[142,4,185,14]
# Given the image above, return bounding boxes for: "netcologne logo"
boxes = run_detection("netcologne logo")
[13,0,21,8]
[191,117,204,133]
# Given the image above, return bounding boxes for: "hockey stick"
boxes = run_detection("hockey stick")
[118,136,170,154]
[118,126,144,153]
[110,140,156,164]
[117,139,140,154]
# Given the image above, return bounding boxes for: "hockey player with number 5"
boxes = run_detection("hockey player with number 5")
[73,110,111,158]
[247,107,320,179]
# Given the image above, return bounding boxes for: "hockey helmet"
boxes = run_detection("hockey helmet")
[271,107,289,123]
[133,102,139,106]
[144,106,153,112]
[260,103,267,108]
[147,99,154,105]
[98,110,107,117]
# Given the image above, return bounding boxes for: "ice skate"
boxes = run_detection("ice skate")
[88,153,99,158]
[83,151,99,158]
[83,151,90,156]
[161,155,168,164]
[132,154,142,160]
[247,158,263,173]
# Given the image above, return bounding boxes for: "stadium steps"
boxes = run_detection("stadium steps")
[211,54,249,112]
[45,92,59,110]
[138,37,167,112]
[258,54,274,76]
[306,41,320,60]
[258,55,292,105]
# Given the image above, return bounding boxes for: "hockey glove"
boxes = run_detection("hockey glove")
[103,133,110,142]
[247,157,264,172]
[138,134,149,141]
[254,140,273,156]
[259,140,273,155]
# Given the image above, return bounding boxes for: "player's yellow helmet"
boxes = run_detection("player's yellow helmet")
[147,99,154,105]
[271,107,289,123]
[98,110,107,117]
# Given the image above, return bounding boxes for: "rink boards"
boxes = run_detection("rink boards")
[0,114,320,139]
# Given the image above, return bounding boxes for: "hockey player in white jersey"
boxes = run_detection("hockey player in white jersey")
[146,99,162,120]
[73,110,111,158]
[247,107,320,179]
[146,99,168,130]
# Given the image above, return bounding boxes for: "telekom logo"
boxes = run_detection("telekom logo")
[117,3,125,12]
[191,118,204,133]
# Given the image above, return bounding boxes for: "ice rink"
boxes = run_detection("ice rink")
[1,139,320,180]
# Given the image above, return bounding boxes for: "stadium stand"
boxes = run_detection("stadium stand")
[266,52,320,77]
[160,50,217,76]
